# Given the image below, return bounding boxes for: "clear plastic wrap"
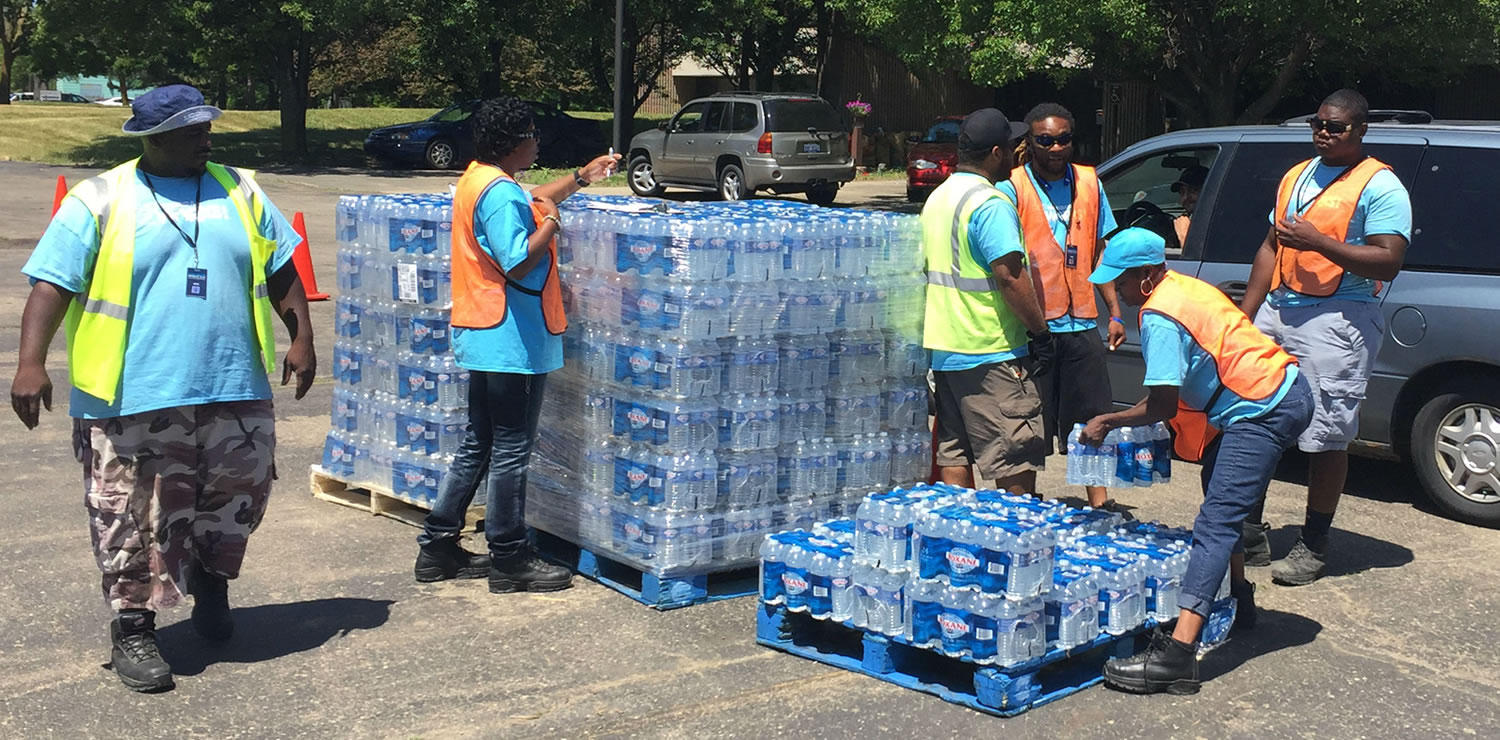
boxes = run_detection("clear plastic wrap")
[531,195,929,577]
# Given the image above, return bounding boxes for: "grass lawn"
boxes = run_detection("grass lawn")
[0,103,671,171]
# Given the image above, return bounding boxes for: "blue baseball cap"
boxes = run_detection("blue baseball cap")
[1089,227,1167,285]
[122,84,222,136]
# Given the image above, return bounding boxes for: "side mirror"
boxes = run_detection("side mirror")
[906,134,920,145]
[657,120,670,131]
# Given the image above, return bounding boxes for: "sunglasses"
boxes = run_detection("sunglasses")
[1032,132,1073,148]
[1306,117,1355,135]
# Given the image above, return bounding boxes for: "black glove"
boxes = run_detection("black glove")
[1027,329,1057,378]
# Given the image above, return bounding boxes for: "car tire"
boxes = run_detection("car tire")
[425,138,458,170]
[718,163,748,201]
[807,183,839,207]
[1410,387,1500,527]
[628,155,664,197]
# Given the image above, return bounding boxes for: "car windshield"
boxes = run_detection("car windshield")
[764,99,843,133]
[428,102,477,123]
[922,120,961,143]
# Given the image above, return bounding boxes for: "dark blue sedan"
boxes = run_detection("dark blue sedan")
[365,99,608,170]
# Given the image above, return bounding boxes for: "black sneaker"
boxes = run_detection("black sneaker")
[1271,538,1327,586]
[1230,580,1257,633]
[415,538,492,583]
[109,611,174,693]
[1242,520,1271,567]
[1098,499,1136,521]
[189,565,234,643]
[1103,626,1199,695]
[489,549,573,594]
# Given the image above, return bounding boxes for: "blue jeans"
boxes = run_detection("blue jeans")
[419,371,548,558]
[1180,373,1314,617]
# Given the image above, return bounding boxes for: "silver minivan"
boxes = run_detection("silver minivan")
[626,93,854,205]
[1091,114,1500,527]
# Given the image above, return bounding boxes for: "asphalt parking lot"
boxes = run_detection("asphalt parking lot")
[0,161,1497,739]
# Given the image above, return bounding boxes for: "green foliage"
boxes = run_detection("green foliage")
[850,0,1500,126]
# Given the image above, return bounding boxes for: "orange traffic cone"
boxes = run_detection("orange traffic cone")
[51,175,68,216]
[290,211,330,301]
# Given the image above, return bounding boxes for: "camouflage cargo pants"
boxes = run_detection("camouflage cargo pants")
[73,400,275,612]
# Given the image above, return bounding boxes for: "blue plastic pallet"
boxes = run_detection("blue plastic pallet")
[756,602,1155,716]
[533,529,759,610]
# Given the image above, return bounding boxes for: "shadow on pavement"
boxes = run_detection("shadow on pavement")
[1270,452,1441,516]
[158,597,395,676]
[1200,609,1322,682]
[1264,526,1414,578]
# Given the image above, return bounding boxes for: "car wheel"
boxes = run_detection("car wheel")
[628,155,664,197]
[807,183,839,207]
[1411,388,1500,526]
[718,163,748,201]
[425,138,458,169]
[906,187,930,203]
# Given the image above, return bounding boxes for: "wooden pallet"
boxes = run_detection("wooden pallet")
[309,465,484,530]
[757,602,1154,717]
[532,528,759,610]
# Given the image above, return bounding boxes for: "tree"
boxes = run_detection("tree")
[29,0,193,103]
[691,0,823,91]
[851,0,1500,127]
[1,0,39,103]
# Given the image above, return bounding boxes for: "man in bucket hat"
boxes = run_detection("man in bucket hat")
[10,84,316,692]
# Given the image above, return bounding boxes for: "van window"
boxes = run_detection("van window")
[729,102,759,133]
[1101,146,1219,258]
[1202,141,1423,264]
[764,99,843,132]
[1408,146,1500,272]
[705,102,731,133]
[672,102,711,133]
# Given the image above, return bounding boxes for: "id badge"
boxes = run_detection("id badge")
[186,267,208,298]
[1064,244,1079,269]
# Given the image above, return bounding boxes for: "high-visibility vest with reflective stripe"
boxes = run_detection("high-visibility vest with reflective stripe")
[1141,271,1297,460]
[1010,163,1100,320]
[449,161,568,334]
[1271,157,1391,297]
[920,174,1028,354]
[62,159,277,405]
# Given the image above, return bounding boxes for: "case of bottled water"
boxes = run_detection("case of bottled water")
[1066,422,1174,488]
[322,194,467,510]
[526,195,930,578]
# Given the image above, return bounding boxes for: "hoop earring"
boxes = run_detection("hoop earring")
[1140,277,1155,297]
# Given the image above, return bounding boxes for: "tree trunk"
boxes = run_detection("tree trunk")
[214,70,228,109]
[480,38,503,97]
[0,50,13,104]
[278,32,309,158]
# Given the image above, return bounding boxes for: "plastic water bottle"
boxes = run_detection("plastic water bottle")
[1152,422,1173,483]
[905,577,944,647]
[936,584,974,658]
[1133,426,1155,488]
[1066,424,1086,486]
[1113,427,1135,487]
[830,549,857,622]
[761,535,787,604]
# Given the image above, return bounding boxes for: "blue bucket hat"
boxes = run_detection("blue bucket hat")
[1089,227,1167,285]
[122,84,222,136]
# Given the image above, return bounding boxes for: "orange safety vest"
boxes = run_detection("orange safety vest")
[1141,271,1298,461]
[1011,163,1100,320]
[1271,157,1391,298]
[450,161,568,335]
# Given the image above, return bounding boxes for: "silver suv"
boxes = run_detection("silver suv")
[1093,112,1500,526]
[626,93,854,205]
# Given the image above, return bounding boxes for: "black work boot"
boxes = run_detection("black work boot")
[489,549,573,594]
[1242,521,1272,567]
[1271,538,1327,586]
[1103,627,1200,695]
[1230,579,1257,633]
[109,610,174,693]
[415,538,492,583]
[189,564,234,643]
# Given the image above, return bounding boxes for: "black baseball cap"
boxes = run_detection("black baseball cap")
[1171,165,1209,193]
[958,108,1028,154]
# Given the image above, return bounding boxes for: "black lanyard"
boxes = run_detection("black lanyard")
[142,172,203,267]
[1292,156,1366,217]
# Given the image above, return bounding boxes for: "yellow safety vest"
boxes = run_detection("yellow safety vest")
[62,158,278,405]
[920,174,1028,355]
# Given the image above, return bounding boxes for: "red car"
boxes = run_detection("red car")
[906,116,964,201]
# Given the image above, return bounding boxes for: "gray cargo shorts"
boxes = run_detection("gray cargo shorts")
[1254,298,1384,453]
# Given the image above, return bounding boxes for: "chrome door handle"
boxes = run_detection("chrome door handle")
[1218,280,1248,301]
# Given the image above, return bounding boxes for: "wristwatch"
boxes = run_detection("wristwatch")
[573,169,588,187]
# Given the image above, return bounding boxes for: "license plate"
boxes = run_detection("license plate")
[802,142,823,154]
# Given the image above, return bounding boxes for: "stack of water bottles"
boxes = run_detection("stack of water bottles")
[1066,422,1173,488]
[526,194,931,578]
[762,483,1219,668]
[320,194,468,507]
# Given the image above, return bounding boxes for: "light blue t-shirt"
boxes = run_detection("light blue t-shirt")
[23,168,300,419]
[1140,311,1300,429]
[998,164,1117,334]
[930,173,1030,372]
[1267,158,1411,308]
[449,178,563,375]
